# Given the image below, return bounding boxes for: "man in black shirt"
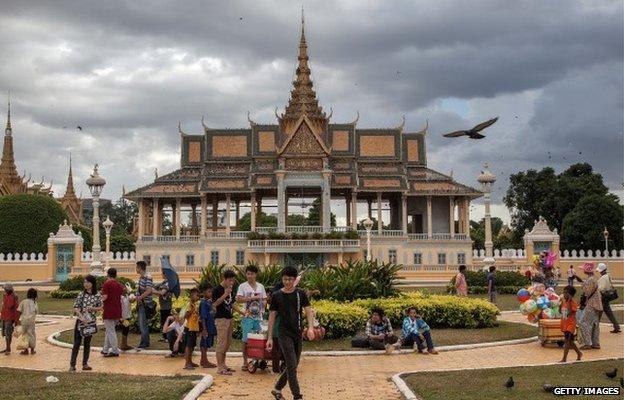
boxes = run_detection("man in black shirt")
[267,266,315,400]
[212,269,236,375]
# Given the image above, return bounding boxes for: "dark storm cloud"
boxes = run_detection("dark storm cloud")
[0,0,621,217]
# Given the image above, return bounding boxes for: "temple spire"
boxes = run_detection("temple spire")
[64,153,77,198]
[5,93,11,135]
[0,96,18,180]
[280,10,326,132]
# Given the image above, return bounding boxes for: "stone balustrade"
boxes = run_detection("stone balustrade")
[472,248,624,260]
[0,252,47,262]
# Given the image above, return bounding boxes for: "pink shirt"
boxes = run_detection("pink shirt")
[455,273,468,296]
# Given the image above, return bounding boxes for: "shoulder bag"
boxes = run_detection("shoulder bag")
[601,276,619,303]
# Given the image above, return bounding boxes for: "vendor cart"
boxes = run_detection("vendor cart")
[538,319,565,347]
[246,333,273,373]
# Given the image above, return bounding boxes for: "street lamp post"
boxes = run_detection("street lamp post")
[478,163,497,266]
[363,217,374,262]
[86,164,106,276]
[603,227,609,255]
[103,216,114,271]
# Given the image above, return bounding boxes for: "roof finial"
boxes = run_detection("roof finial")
[5,90,11,133]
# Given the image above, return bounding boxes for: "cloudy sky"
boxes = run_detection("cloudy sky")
[1,0,622,223]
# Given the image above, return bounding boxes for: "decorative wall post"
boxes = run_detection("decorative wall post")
[478,163,496,265]
[85,164,106,276]
[103,216,114,270]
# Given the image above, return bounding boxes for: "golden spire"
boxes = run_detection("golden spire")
[0,95,18,182]
[5,93,11,133]
[63,153,77,199]
[280,9,326,130]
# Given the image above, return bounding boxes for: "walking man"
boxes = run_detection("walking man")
[236,264,266,370]
[597,263,620,333]
[132,261,154,349]
[487,265,497,303]
[101,268,125,357]
[267,266,315,400]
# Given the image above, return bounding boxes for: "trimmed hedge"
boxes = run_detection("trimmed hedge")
[0,194,68,254]
[167,291,499,339]
[59,275,136,292]
[50,289,81,299]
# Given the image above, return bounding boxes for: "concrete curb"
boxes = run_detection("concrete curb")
[46,329,538,357]
[182,375,213,400]
[391,356,624,400]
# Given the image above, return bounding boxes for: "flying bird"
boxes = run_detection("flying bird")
[442,117,498,139]
[76,125,83,131]
[504,376,514,389]
[605,368,618,379]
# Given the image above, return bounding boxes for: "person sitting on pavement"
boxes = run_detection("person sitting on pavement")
[396,307,438,354]
[365,307,398,350]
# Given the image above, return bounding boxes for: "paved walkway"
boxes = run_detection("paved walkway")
[0,314,622,400]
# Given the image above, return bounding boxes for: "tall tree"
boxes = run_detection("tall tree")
[237,211,277,231]
[306,198,336,227]
[561,193,623,251]
[504,163,616,249]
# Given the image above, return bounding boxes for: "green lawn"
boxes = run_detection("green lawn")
[56,320,536,351]
[0,367,198,400]
[405,286,624,312]
[15,291,75,316]
[403,359,624,400]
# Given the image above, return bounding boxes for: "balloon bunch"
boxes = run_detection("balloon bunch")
[517,284,561,323]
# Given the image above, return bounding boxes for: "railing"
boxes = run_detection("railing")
[408,234,429,240]
[138,235,200,244]
[255,227,277,234]
[402,264,456,272]
[357,230,404,237]
[285,226,323,233]
[248,239,360,251]
[407,233,469,241]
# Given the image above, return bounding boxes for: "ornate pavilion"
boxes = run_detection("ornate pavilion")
[126,17,482,269]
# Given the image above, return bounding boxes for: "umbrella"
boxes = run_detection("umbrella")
[161,257,181,297]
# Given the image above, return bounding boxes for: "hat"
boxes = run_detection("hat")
[597,263,607,273]
[581,262,595,274]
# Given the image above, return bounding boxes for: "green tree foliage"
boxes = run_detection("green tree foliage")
[237,211,277,231]
[72,224,94,250]
[110,234,136,253]
[0,194,68,253]
[561,194,623,251]
[504,163,617,249]
[469,217,504,249]
[306,198,336,226]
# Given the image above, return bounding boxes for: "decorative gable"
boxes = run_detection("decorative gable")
[279,119,330,156]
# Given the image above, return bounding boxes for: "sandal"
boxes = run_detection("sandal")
[218,369,233,376]
[201,362,217,368]
[19,350,29,355]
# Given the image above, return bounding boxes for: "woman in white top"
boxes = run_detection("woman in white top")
[16,288,38,355]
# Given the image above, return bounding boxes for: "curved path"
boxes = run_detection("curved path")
[0,314,622,400]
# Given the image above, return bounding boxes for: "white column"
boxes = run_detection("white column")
[138,200,145,237]
[401,193,408,235]
[175,198,182,238]
[276,172,285,233]
[350,192,358,230]
[200,195,207,236]
[225,194,231,236]
[322,171,331,233]
[376,192,382,233]
[464,198,470,234]
[250,192,257,231]
[449,197,455,236]
[484,192,493,258]
[426,195,432,238]
[152,198,159,238]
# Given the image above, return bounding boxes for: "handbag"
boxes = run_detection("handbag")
[601,276,619,303]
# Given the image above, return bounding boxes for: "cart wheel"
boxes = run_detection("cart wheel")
[247,360,258,374]
[556,340,564,348]
[258,360,268,370]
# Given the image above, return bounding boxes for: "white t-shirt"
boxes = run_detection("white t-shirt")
[166,320,186,336]
[236,281,266,320]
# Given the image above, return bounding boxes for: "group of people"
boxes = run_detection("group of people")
[1,285,38,356]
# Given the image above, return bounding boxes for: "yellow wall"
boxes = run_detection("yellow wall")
[0,263,50,281]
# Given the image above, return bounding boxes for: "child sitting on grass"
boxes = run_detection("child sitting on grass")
[183,288,201,369]
[199,286,217,368]
[397,307,438,355]
[560,285,582,363]
[162,308,185,357]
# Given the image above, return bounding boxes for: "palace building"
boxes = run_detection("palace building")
[125,17,482,269]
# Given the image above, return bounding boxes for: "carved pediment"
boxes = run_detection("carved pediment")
[281,121,327,156]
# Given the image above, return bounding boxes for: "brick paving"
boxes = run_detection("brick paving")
[0,314,621,400]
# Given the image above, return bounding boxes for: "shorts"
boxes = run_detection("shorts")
[215,318,233,354]
[241,317,261,342]
[2,320,14,337]
[200,334,215,349]
[185,328,198,349]
[564,331,576,341]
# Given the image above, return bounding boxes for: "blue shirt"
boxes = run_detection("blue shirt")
[199,298,217,335]
[402,316,430,337]
[487,272,496,292]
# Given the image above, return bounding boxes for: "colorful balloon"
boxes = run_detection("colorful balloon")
[541,308,555,319]
[524,299,538,314]
[517,288,530,303]
[536,296,551,310]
